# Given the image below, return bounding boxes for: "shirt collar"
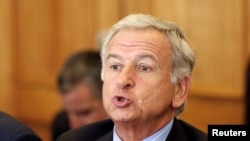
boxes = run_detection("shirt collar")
[113,118,174,141]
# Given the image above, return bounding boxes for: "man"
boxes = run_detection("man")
[0,111,42,141]
[57,14,207,141]
[51,50,108,140]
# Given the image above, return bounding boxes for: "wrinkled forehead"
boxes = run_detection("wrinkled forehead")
[106,27,172,57]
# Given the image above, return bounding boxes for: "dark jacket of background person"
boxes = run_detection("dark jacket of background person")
[51,110,69,141]
[0,111,42,141]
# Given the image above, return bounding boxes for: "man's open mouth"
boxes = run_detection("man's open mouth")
[113,96,132,107]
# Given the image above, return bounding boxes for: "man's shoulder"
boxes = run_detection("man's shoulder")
[52,110,70,141]
[57,119,114,141]
[172,118,207,141]
[0,111,42,141]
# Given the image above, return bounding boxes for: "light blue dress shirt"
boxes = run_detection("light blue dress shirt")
[113,118,174,141]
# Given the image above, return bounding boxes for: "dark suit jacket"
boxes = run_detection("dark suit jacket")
[51,110,70,141]
[0,111,42,141]
[57,118,207,141]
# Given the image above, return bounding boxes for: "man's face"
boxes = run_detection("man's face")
[102,28,178,123]
[61,82,107,129]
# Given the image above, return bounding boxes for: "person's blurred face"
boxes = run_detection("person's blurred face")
[61,81,107,129]
[102,28,185,124]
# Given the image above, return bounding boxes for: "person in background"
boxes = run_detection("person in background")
[51,50,108,141]
[0,111,42,141]
[57,14,207,141]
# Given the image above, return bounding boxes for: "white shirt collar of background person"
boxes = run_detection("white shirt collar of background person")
[113,118,174,141]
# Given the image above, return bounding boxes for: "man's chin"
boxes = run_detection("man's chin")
[110,114,136,123]
[107,107,138,122]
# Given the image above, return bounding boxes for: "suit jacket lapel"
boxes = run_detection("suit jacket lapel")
[95,118,188,141]
[96,130,113,141]
[165,118,187,141]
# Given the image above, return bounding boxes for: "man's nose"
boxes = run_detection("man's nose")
[116,67,135,89]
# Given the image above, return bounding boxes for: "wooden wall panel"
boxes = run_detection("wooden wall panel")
[14,1,61,140]
[247,0,250,56]
[180,96,245,133]
[152,0,246,98]
[0,0,14,114]
[151,0,190,24]
[57,0,96,66]
[119,0,152,16]
[94,0,120,30]
[16,0,57,84]
[17,86,61,122]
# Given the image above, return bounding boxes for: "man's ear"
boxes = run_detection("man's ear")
[172,77,190,108]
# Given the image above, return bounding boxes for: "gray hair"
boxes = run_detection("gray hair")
[100,14,196,115]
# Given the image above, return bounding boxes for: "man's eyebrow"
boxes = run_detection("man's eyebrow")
[106,54,122,61]
[137,54,157,63]
[107,53,157,62]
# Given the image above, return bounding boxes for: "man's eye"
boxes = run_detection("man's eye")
[139,66,152,72]
[111,65,120,71]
